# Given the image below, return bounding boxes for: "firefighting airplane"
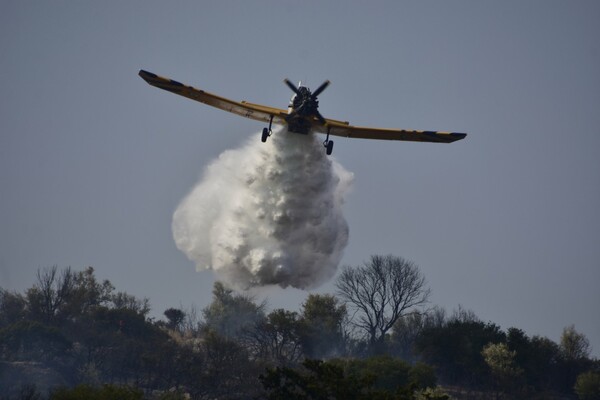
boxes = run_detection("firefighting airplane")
[138,70,466,155]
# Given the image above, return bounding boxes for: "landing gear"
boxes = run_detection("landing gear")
[324,127,334,155]
[326,140,334,155]
[262,115,274,143]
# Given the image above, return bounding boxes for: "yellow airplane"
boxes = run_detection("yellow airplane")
[139,70,466,155]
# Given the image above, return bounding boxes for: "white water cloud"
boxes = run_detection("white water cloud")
[172,128,353,289]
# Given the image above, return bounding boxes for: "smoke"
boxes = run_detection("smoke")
[172,127,353,290]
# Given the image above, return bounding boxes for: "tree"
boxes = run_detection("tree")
[574,371,600,400]
[559,325,594,394]
[0,288,26,328]
[298,294,348,358]
[561,325,591,361]
[0,320,71,362]
[202,281,265,339]
[390,307,445,363]
[336,355,413,392]
[246,309,304,366]
[261,357,437,400]
[524,335,564,393]
[24,266,116,325]
[260,359,390,400]
[200,331,262,399]
[482,342,523,398]
[66,267,114,317]
[110,292,150,317]
[415,309,505,387]
[164,308,185,332]
[335,255,430,353]
[26,266,75,324]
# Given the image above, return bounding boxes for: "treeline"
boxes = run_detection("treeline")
[0,256,598,399]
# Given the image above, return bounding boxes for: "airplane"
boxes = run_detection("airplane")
[138,70,466,155]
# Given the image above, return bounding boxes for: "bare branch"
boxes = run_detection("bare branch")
[335,255,430,352]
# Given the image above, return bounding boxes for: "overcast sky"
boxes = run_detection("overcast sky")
[1,1,599,355]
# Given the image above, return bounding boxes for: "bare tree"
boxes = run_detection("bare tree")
[26,266,75,324]
[335,255,430,352]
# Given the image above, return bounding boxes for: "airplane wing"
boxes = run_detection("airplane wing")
[320,119,467,143]
[138,70,288,125]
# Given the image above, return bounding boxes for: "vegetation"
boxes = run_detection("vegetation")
[0,259,597,399]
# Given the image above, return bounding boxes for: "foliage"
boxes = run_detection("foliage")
[163,308,185,331]
[409,363,438,390]
[1,263,598,399]
[482,342,523,397]
[0,320,71,362]
[261,358,394,400]
[482,342,522,378]
[389,307,445,363]
[575,371,600,400]
[415,308,505,387]
[562,325,592,361]
[336,355,413,391]
[413,387,452,400]
[0,288,26,328]
[298,294,348,359]
[50,384,143,400]
[110,291,150,316]
[199,330,262,399]
[202,281,265,338]
[261,356,438,400]
[245,308,304,366]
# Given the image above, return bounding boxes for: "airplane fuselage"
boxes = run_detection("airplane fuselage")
[285,85,321,134]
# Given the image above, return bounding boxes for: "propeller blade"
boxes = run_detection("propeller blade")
[311,80,330,98]
[283,78,301,95]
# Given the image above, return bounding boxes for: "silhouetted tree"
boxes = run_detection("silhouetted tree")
[200,331,262,399]
[390,307,445,363]
[261,357,438,400]
[0,320,71,362]
[26,266,75,325]
[298,294,348,359]
[246,309,303,366]
[164,307,185,332]
[336,255,430,354]
[202,281,265,339]
[64,267,114,317]
[110,292,150,317]
[0,288,26,328]
[260,359,385,400]
[415,308,505,387]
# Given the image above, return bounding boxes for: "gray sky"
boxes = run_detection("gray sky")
[1,1,599,355]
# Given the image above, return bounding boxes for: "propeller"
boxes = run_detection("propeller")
[283,78,330,125]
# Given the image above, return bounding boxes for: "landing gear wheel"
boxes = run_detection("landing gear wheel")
[326,140,334,155]
[261,127,269,143]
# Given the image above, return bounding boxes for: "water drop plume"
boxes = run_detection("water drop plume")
[172,127,353,289]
